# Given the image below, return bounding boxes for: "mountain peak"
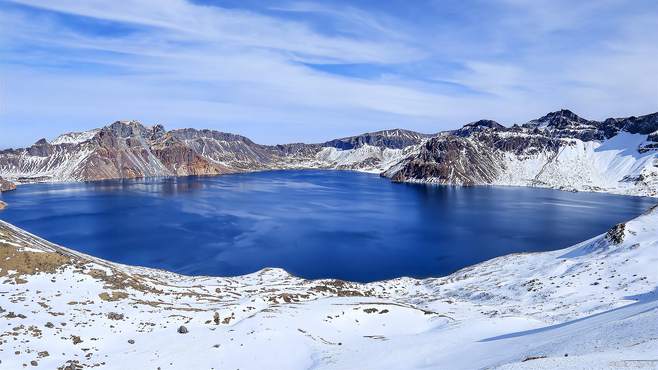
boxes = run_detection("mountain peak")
[453,119,505,137]
[524,109,591,130]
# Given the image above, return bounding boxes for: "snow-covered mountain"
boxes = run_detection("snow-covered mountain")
[0,122,424,183]
[1,110,657,196]
[1,202,656,369]
[385,110,658,197]
[1,110,658,369]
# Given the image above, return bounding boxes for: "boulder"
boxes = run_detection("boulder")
[0,176,16,192]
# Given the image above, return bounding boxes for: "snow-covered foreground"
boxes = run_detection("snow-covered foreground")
[1,205,658,369]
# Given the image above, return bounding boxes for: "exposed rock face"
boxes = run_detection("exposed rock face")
[384,111,658,196]
[0,121,426,183]
[0,176,16,192]
[606,223,626,245]
[0,110,657,197]
[390,136,503,185]
[322,129,431,150]
[452,120,506,137]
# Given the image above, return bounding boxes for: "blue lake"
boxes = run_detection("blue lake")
[0,170,654,282]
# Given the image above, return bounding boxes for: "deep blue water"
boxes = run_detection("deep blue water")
[0,170,654,282]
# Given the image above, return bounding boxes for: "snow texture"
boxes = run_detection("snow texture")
[1,205,657,369]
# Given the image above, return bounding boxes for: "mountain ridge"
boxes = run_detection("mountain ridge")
[1,110,657,196]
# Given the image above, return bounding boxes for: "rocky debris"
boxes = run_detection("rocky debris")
[6,312,27,319]
[107,312,125,320]
[44,322,54,328]
[58,360,83,370]
[71,335,82,345]
[177,325,188,334]
[606,223,626,245]
[0,176,15,192]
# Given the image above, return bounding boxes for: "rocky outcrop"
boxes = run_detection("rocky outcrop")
[384,110,658,196]
[389,136,504,185]
[0,176,16,192]
[606,223,626,245]
[322,129,430,150]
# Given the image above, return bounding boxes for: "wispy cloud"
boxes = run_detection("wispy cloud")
[0,0,656,148]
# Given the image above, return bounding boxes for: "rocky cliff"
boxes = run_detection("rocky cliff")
[0,176,16,192]
[0,121,426,182]
[1,110,657,196]
[385,110,658,196]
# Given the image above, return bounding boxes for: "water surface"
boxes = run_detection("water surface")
[0,170,654,282]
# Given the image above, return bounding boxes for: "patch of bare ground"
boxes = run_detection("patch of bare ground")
[98,291,129,302]
[0,243,71,283]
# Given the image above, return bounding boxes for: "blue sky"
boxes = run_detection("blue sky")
[1,0,657,147]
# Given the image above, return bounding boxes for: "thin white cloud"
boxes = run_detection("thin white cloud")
[0,0,656,148]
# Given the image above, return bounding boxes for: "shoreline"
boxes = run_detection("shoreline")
[4,165,657,199]
[1,193,657,369]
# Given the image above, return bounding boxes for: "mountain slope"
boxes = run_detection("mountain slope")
[385,111,658,197]
[1,204,656,369]
[1,110,657,196]
[0,122,428,182]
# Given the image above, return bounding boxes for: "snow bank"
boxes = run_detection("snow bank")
[1,205,657,369]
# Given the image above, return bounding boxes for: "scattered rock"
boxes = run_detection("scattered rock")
[6,312,27,319]
[58,360,83,370]
[71,335,82,345]
[44,322,54,328]
[128,339,135,344]
[106,312,124,320]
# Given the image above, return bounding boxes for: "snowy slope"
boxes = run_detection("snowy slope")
[51,129,101,145]
[496,133,658,196]
[2,111,657,197]
[1,204,657,369]
[388,129,658,197]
